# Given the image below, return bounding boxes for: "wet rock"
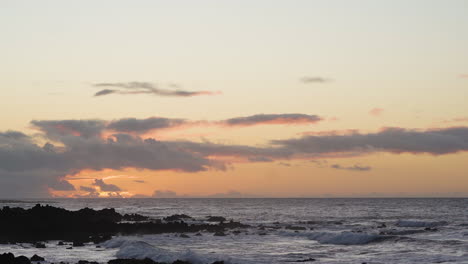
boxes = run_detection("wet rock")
[30,254,45,261]
[295,258,316,262]
[108,258,158,264]
[34,242,46,248]
[179,234,190,238]
[206,216,226,222]
[78,261,99,264]
[377,223,387,228]
[285,225,307,231]
[195,233,203,236]
[214,231,227,236]
[57,241,65,245]
[122,214,149,222]
[0,253,15,263]
[73,241,85,247]
[163,214,192,222]
[14,255,31,264]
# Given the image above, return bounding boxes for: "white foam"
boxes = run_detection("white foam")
[102,237,219,264]
[307,231,382,245]
[396,220,448,228]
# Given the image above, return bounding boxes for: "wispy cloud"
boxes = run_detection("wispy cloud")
[369,108,384,117]
[222,114,322,127]
[300,76,331,83]
[93,82,220,97]
[330,164,372,172]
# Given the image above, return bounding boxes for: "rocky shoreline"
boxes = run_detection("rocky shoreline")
[0,204,248,264]
[1,252,226,264]
[0,204,248,245]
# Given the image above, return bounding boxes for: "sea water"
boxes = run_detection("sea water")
[0,198,467,263]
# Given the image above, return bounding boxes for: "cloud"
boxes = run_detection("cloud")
[107,117,187,134]
[300,76,331,83]
[330,164,372,171]
[459,74,468,78]
[49,180,76,191]
[440,117,468,124]
[271,127,468,155]
[93,82,220,98]
[4,117,468,198]
[222,114,322,127]
[134,180,145,183]
[80,186,97,192]
[31,119,106,139]
[369,108,384,117]
[92,179,122,192]
[247,156,274,162]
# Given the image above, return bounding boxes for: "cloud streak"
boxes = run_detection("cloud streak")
[330,164,372,171]
[300,76,331,83]
[93,82,220,97]
[222,114,322,127]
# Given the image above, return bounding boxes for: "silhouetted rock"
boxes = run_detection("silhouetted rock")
[0,204,248,245]
[30,254,45,261]
[206,216,226,222]
[14,255,31,264]
[73,241,85,247]
[34,242,46,248]
[0,253,15,263]
[123,214,149,222]
[285,225,307,231]
[163,214,192,222]
[214,231,226,236]
[295,258,316,262]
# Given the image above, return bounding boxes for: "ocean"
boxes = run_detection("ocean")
[0,198,467,263]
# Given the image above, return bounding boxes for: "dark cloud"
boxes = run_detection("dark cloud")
[94,89,117,96]
[49,180,76,191]
[93,82,219,97]
[272,127,468,155]
[300,76,331,83]
[107,117,187,134]
[330,164,372,172]
[92,179,122,192]
[80,186,97,193]
[31,119,106,139]
[223,114,322,126]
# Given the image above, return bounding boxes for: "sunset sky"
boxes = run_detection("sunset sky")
[1,0,468,198]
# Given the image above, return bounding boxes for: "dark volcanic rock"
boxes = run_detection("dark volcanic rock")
[108,258,156,264]
[123,214,149,222]
[214,231,227,236]
[34,242,46,248]
[163,214,192,222]
[206,216,226,222]
[285,225,307,231]
[0,253,15,263]
[0,204,248,245]
[14,255,31,264]
[30,254,45,261]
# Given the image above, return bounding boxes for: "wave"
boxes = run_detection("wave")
[396,220,447,228]
[102,237,225,264]
[306,231,385,245]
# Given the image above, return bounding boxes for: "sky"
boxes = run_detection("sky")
[1,0,468,198]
